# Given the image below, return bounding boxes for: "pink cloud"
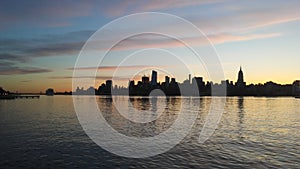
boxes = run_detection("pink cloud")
[96,32,282,52]
[50,74,143,82]
[99,0,222,17]
[138,0,222,12]
[69,65,164,71]
[208,33,281,44]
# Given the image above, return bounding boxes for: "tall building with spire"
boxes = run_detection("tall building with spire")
[235,66,246,96]
[236,66,246,87]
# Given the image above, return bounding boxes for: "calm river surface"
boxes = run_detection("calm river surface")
[0,96,299,168]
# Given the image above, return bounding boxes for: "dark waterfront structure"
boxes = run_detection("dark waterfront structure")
[95,80,112,95]
[0,87,9,96]
[128,73,180,96]
[293,80,300,95]
[46,88,54,96]
[73,67,299,97]
[0,87,40,99]
[0,87,14,99]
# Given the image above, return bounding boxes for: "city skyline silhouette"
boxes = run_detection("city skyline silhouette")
[70,67,300,97]
[1,66,299,97]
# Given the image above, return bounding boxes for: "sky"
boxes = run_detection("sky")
[0,0,299,93]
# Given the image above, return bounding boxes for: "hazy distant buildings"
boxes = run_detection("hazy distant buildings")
[86,86,95,95]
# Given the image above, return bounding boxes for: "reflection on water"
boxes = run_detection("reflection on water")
[98,97,181,137]
[238,97,244,139]
[0,96,299,168]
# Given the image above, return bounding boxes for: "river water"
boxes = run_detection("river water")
[0,96,299,168]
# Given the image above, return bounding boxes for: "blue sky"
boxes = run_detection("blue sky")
[0,0,299,92]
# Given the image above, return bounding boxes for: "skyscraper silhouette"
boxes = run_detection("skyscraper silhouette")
[165,76,170,85]
[236,66,246,88]
[142,75,150,84]
[151,70,157,85]
[235,66,246,96]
